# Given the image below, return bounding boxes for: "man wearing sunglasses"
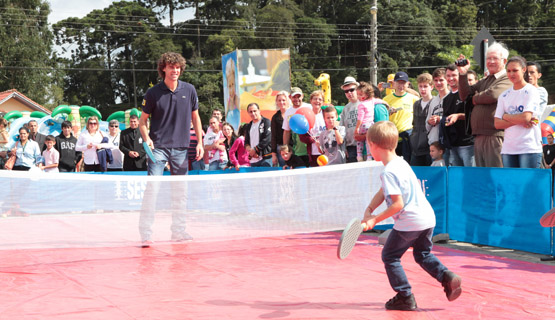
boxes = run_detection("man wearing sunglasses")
[338,76,361,163]
[106,120,124,171]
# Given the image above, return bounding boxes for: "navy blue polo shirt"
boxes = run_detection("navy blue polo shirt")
[142,80,199,148]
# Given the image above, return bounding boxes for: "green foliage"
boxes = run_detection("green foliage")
[0,0,60,109]
[5,0,555,111]
[53,1,173,114]
[436,45,474,64]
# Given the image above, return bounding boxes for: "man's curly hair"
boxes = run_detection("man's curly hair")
[157,52,186,79]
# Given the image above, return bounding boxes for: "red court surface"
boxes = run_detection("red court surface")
[0,232,553,320]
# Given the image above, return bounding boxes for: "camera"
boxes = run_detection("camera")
[382,83,391,89]
[455,58,469,67]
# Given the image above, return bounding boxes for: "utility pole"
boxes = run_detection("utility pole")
[369,0,378,85]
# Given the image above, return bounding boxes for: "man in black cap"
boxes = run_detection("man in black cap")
[384,71,420,162]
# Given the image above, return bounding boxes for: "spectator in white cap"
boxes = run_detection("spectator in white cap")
[282,87,310,166]
[339,76,362,163]
[383,71,420,163]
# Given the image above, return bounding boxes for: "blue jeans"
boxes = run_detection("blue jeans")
[382,228,448,297]
[191,159,205,171]
[447,145,475,167]
[148,147,189,176]
[141,147,189,242]
[208,160,226,171]
[502,153,542,168]
[251,157,272,167]
[139,180,188,241]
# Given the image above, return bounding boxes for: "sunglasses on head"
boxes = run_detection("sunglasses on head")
[343,88,356,94]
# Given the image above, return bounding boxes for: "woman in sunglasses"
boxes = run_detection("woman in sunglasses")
[75,116,110,172]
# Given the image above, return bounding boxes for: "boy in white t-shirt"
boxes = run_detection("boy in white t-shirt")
[362,121,462,311]
[40,135,59,173]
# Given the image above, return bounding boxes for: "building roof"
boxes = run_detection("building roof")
[0,89,50,114]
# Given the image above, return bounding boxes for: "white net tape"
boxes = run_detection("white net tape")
[0,162,388,249]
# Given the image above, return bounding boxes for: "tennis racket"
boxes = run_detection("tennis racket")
[143,142,156,163]
[540,208,555,228]
[337,218,367,260]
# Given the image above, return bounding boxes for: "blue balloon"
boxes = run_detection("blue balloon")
[290,114,309,134]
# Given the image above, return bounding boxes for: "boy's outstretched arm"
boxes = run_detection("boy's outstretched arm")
[363,194,404,230]
[364,188,385,219]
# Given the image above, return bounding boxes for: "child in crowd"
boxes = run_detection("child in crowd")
[430,141,445,167]
[363,121,461,311]
[316,106,346,165]
[355,81,388,161]
[40,135,59,173]
[55,121,81,172]
[409,73,434,166]
[228,124,251,170]
[280,144,305,169]
[203,117,227,170]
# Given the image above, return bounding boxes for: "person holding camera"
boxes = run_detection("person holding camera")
[457,42,512,167]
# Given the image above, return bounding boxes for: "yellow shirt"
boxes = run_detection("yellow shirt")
[384,92,419,133]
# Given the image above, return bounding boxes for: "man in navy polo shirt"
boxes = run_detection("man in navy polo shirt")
[138,52,204,246]
[139,52,204,174]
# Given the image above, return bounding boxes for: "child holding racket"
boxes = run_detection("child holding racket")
[363,121,461,311]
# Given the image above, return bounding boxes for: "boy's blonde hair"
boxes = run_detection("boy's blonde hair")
[416,73,433,85]
[367,121,398,151]
[280,144,292,153]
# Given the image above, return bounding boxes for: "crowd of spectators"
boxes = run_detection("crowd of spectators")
[0,41,551,173]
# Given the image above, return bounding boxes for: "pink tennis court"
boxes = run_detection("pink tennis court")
[1,231,553,319]
[0,166,553,319]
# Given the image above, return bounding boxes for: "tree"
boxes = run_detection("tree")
[53,1,178,114]
[0,0,61,108]
[136,0,192,27]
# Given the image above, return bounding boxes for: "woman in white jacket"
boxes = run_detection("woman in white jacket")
[75,116,110,172]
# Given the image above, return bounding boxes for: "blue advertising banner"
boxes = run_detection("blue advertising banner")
[447,167,552,255]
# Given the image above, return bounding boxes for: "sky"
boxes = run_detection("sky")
[48,0,194,25]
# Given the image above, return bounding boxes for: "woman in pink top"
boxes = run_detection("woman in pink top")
[228,124,250,170]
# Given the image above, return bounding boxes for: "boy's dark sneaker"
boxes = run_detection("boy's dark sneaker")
[442,270,462,301]
[385,293,417,311]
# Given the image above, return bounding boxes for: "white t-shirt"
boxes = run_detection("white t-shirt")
[495,83,542,155]
[308,111,326,155]
[203,130,227,163]
[381,157,436,232]
[248,120,262,163]
[281,103,312,131]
